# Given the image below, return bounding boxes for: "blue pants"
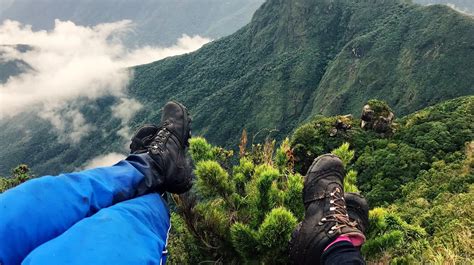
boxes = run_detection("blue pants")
[0,155,170,265]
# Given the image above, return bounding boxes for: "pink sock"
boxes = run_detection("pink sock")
[324,234,365,252]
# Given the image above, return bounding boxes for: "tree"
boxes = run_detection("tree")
[0,164,33,193]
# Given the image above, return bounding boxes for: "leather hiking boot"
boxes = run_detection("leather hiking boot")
[288,154,365,265]
[345,193,369,237]
[127,101,193,195]
[289,193,369,259]
[148,101,193,194]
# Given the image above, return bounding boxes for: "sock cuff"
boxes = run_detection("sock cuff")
[324,235,351,252]
[324,233,366,252]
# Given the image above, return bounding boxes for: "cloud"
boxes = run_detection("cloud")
[122,34,211,66]
[0,19,210,141]
[83,152,126,169]
[39,106,94,143]
[112,97,143,141]
[446,3,472,16]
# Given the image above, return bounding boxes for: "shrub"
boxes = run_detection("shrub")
[173,137,303,263]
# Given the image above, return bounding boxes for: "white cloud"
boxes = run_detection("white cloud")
[446,3,472,16]
[0,19,210,141]
[122,34,211,66]
[112,97,143,125]
[83,152,126,169]
[39,106,94,143]
[112,97,143,141]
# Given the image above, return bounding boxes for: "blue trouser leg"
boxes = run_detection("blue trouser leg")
[0,154,160,265]
[22,194,170,265]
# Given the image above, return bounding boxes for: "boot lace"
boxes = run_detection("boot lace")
[150,122,171,155]
[318,187,357,234]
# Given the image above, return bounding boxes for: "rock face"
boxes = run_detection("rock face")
[361,101,395,134]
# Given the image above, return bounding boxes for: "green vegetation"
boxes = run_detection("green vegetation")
[169,137,303,264]
[292,96,473,206]
[169,96,473,263]
[0,164,33,193]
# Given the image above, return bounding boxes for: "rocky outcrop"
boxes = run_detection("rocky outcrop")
[330,115,353,137]
[361,100,395,134]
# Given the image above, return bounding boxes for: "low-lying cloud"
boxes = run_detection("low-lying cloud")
[39,106,95,143]
[446,3,473,16]
[83,152,126,169]
[0,19,210,141]
[112,97,143,141]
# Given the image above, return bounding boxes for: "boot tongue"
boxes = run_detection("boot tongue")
[303,182,342,205]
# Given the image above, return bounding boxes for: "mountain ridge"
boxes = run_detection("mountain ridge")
[128,0,474,146]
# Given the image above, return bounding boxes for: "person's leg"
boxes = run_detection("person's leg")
[321,192,369,264]
[23,193,170,265]
[0,101,193,265]
[0,155,155,265]
[288,154,368,265]
[289,192,369,265]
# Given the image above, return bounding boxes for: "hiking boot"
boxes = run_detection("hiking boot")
[127,101,193,194]
[148,101,193,194]
[345,193,369,237]
[288,154,365,265]
[289,193,369,258]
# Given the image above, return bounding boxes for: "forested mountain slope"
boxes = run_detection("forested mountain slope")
[128,0,474,147]
[0,0,473,175]
[0,44,32,83]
